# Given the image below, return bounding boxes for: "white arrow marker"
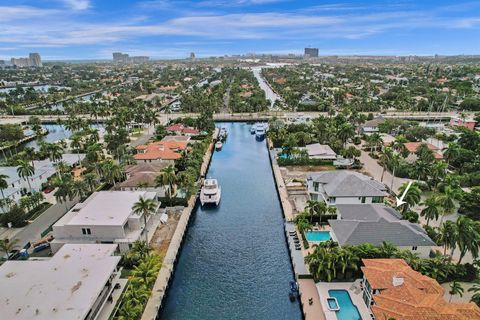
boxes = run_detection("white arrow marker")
[396,181,413,207]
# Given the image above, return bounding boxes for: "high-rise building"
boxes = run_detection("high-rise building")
[190,52,195,60]
[29,53,42,67]
[10,53,42,67]
[113,52,148,63]
[304,48,319,58]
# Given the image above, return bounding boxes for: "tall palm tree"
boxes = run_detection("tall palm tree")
[438,185,463,224]
[47,143,64,163]
[420,196,443,226]
[132,196,158,242]
[379,147,394,183]
[101,160,123,187]
[449,281,464,302]
[155,165,177,206]
[16,160,35,192]
[439,220,458,256]
[456,216,480,264]
[397,182,421,214]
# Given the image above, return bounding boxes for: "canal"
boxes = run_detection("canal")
[160,122,302,320]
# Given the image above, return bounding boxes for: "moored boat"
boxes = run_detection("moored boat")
[215,141,223,151]
[200,178,221,206]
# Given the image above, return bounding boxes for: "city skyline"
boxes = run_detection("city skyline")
[0,0,480,60]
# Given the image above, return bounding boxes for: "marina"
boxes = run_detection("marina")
[159,122,302,320]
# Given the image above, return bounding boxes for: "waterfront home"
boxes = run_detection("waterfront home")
[51,191,160,253]
[306,171,387,205]
[403,142,443,163]
[450,116,477,130]
[361,259,480,319]
[0,244,124,320]
[359,116,385,134]
[134,139,188,164]
[116,163,174,197]
[301,143,337,160]
[165,123,200,136]
[329,204,435,257]
[0,154,85,213]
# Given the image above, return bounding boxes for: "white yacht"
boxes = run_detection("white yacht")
[255,123,266,139]
[200,179,221,206]
[215,141,223,151]
[250,124,256,134]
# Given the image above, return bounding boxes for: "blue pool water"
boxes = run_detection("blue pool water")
[160,122,301,320]
[305,231,331,242]
[328,290,362,320]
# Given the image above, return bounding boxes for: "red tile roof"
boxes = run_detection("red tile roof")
[134,140,187,161]
[404,142,443,159]
[362,259,480,320]
[166,124,199,135]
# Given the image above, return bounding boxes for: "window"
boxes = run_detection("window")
[330,197,336,204]
[82,228,92,235]
[412,246,418,251]
[361,197,366,203]
[372,196,383,203]
[313,182,319,192]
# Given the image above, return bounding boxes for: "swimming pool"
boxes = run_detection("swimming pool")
[304,231,331,242]
[328,290,362,320]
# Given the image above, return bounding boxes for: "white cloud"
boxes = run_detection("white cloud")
[60,0,91,10]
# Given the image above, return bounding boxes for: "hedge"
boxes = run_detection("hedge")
[277,157,334,166]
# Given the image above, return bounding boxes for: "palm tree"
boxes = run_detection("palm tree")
[83,172,97,193]
[101,160,123,187]
[449,281,464,302]
[131,255,161,287]
[379,148,395,183]
[0,239,18,260]
[439,220,458,256]
[16,160,35,192]
[468,281,480,305]
[0,174,9,210]
[438,185,462,224]
[155,165,177,206]
[456,216,480,264]
[47,143,64,163]
[132,196,158,242]
[131,240,152,259]
[420,196,443,226]
[397,182,421,214]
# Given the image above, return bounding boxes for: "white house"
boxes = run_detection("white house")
[0,154,85,213]
[306,171,387,205]
[0,244,124,320]
[329,204,434,257]
[360,117,385,134]
[51,191,160,253]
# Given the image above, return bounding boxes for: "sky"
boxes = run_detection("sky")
[0,0,479,60]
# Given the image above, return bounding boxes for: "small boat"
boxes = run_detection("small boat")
[218,127,228,142]
[250,124,256,134]
[215,141,223,151]
[200,178,221,206]
[289,281,299,301]
[255,123,266,139]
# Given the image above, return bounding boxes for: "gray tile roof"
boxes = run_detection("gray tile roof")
[307,171,387,197]
[329,204,435,247]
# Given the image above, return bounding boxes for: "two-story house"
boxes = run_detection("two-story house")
[51,191,160,253]
[306,171,387,206]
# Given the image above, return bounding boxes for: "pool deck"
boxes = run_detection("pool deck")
[317,282,372,320]
[299,279,326,320]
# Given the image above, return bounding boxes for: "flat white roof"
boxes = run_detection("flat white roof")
[55,191,157,227]
[0,244,120,320]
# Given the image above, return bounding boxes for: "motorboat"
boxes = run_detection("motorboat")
[215,141,223,151]
[250,124,256,134]
[200,178,221,206]
[218,127,228,141]
[255,123,266,139]
[289,281,299,301]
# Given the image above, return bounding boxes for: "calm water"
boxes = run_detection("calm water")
[160,122,301,320]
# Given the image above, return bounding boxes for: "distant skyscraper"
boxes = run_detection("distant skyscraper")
[10,53,42,67]
[113,52,148,63]
[29,53,42,67]
[190,52,195,60]
[304,48,319,58]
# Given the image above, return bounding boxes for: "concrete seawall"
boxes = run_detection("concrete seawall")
[141,129,217,320]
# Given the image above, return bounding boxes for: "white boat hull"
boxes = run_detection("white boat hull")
[200,187,221,206]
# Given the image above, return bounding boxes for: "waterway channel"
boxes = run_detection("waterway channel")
[160,122,302,320]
